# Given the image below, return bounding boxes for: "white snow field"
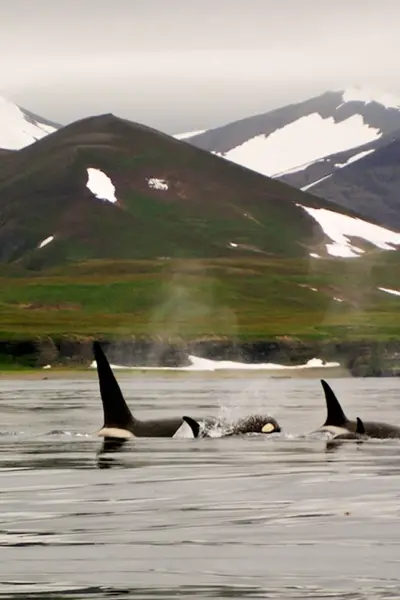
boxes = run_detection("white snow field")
[378,287,400,297]
[215,113,382,178]
[0,95,57,150]
[38,236,54,249]
[298,205,400,258]
[89,355,340,372]
[147,178,169,191]
[179,88,400,180]
[86,168,117,203]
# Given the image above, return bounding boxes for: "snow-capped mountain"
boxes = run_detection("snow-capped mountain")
[291,134,400,231]
[0,95,60,150]
[2,112,400,269]
[178,88,400,178]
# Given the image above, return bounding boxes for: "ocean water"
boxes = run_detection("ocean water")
[0,373,399,599]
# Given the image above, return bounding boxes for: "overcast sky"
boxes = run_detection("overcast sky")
[1,0,399,133]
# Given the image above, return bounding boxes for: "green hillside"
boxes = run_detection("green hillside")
[0,114,399,345]
[0,113,361,269]
[1,253,399,341]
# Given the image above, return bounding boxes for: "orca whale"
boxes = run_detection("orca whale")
[318,379,400,439]
[182,414,281,438]
[329,417,367,441]
[325,417,368,451]
[93,341,187,442]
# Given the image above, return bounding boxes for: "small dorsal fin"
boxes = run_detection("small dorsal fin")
[356,417,365,435]
[93,342,136,432]
[183,416,201,438]
[320,379,349,427]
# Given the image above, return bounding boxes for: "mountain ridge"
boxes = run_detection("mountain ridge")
[177,88,400,230]
[2,112,399,273]
[0,112,331,267]
[178,89,400,177]
[0,95,60,150]
[0,112,399,347]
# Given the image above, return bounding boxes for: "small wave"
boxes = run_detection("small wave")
[0,431,92,440]
[89,355,340,372]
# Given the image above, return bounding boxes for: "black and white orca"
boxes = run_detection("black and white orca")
[325,417,368,451]
[93,341,187,444]
[317,379,400,439]
[182,414,281,438]
[329,417,367,441]
[92,341,281,448]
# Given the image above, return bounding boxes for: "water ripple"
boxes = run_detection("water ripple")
[0,376,399,598]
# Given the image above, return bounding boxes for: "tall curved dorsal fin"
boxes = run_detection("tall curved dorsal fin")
[183,416,201,438]
[356,417,365,435]
[93,341,136,432]
[320,379,349,427]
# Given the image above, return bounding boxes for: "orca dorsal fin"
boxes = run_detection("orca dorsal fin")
[183,416,201,438]
[93,342,136,432]
[356,417,365,435]
[320,379,349,427]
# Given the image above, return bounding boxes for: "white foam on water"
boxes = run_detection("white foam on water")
[378,287,400,297]
[89,355,340,372]
[298,204,400,258]
[86,168,117,203]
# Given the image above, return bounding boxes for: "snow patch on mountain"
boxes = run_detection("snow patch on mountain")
[298,205,400,258]
[0,96,57,150]
[38,235,54,249]
[301,174,333,192]
[147,178,169,191]
[378,287,400,297]
[175,130,206,140]
[334,149,376,168]
[86,168,117,203]
[299,148,376,191]
[215,113,381,177]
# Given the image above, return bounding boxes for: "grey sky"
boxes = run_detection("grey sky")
[1,0,399,133]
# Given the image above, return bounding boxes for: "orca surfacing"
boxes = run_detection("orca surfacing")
[92,341,282,445]
[182,414,281,438]
[317,379,400,439]
[93,341,185,441]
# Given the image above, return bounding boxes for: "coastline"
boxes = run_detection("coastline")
[0,336,399,378]
[0,365,351,381]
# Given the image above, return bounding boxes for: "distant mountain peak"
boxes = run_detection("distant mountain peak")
[337,87,400,110]
[0,95,59,150]
[181,87,400,182]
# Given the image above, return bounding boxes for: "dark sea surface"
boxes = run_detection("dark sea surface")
[0,374,399,599]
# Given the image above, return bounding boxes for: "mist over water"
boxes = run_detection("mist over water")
[148,260,239,343]
[0,375,399,599]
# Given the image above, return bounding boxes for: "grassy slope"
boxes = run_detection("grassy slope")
[0,114,365,268]
[1,252,399,341]
[1,116,399,343]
